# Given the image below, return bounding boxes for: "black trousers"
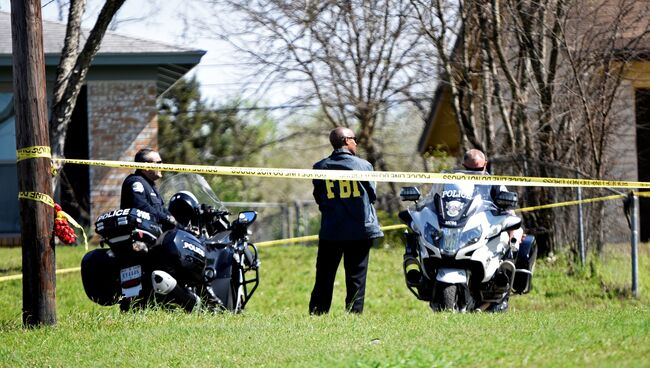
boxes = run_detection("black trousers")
[309,239,373,314]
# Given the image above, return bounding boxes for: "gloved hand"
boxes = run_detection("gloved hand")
[202,204,215,214]
[161,214,177,231]
[167,214,177,226]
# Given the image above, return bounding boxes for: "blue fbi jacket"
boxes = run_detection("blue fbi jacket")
[312,148,384,241]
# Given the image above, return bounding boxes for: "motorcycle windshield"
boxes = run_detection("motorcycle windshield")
[158,173,227,212]
[441,182,473,217]
[421,179,497,226]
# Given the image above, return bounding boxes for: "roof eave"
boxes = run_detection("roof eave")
[0,50,206,97]
[0,50,205,66]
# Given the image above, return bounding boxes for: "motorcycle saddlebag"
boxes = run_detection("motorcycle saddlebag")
[80,248,121,306]
[95,208,162,247]
[513,235,537,294]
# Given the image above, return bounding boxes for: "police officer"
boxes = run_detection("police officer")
[309,127,384,315]
[462,149,523,312]
[462,149,510,203]
[120,148,176,230]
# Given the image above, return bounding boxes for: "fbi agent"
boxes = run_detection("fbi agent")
[309,127,384,314]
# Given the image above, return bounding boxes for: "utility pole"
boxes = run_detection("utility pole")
[11,0,56,326]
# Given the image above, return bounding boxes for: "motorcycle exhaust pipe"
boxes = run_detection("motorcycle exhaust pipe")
[151,270,200,312]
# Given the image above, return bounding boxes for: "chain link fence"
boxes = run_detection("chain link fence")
[222,200,320,244]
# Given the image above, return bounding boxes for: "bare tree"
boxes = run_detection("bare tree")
[412,0,650,254]
[49,0,126,167]
[204,0,437,204]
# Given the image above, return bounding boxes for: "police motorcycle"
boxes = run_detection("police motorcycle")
[80,173,260,313]
[398,175,537,312]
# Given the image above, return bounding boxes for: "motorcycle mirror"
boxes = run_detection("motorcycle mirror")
[398,210,412,225]
[495,191,518,210]
[400,186,421,202]
[237,211,258,225]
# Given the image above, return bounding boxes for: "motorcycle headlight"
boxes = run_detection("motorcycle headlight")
[460,226,482,246]
[439,226,482,255]
[440,228,461,254]
[423,222,442,246]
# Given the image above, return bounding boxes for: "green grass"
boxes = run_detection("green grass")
[0,243,648,367]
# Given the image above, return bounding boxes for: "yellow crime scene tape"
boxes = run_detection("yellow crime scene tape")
[16,193,89,251]
[18,191,55,207]
[516,194,626,213]
[254,224,409,248]
[16,145,51,162]
[0,267,80,283]
[15,147,88,250]
[15,147,54,207]
[56,158,650,189]
[515,191,650,213]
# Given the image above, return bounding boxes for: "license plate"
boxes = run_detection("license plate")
[120,265,142,298]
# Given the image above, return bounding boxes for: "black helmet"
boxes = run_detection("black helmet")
[168,191,200,227]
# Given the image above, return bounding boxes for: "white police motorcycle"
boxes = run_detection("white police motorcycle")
[399,177,537,312]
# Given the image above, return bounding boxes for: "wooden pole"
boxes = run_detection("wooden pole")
[630,192,639,298]
[11,0,56,326]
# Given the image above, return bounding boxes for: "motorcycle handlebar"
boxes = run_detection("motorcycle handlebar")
[200,204,230,216]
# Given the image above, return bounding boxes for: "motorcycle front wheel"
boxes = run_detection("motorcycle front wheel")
[430,283,458,312]
[441,284,458,310]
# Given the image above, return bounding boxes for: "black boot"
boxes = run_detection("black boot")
[487,297,509,313]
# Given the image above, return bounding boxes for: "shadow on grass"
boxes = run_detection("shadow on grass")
[0,318,27,332]
[0,266,21,274]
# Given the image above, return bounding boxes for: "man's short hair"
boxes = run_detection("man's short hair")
[462,149,487,171]
[329,129,344,149]
[329,127,353,149]
[134,148,156,163]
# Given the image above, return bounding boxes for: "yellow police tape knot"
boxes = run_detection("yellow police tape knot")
[16,146,51,162]
[18,191,54,207]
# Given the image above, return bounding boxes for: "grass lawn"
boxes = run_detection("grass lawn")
[0,242,648,367]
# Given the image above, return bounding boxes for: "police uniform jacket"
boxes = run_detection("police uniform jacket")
[312,148,384,241]
[120,172,171,225]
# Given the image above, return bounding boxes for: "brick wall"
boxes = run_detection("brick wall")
[87,80,158,222]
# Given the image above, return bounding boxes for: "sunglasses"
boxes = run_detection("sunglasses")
[148,160,163,164]
[344,136,358,143]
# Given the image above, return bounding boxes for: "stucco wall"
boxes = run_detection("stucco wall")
[608,80,638,182]
[87,80,158,222]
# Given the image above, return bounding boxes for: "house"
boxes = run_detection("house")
[417,1,650,242]
[0,11,205,245]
